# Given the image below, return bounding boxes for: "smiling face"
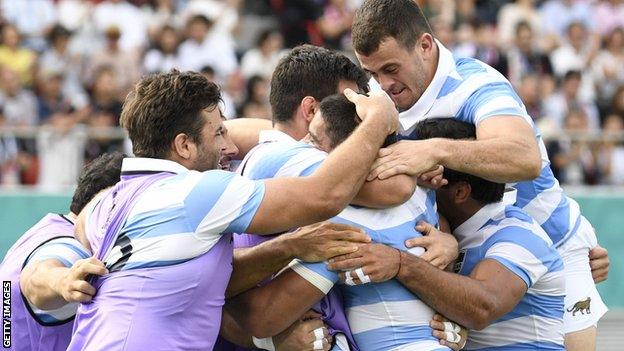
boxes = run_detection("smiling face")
[357,35,436,111]
[190,107,227,172]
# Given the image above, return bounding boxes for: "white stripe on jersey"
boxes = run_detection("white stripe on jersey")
[485,242,548,285]
[346,300,435,335]
[466,315,564,349]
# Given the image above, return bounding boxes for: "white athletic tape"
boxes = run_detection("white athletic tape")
[344,270,356,286]
[313,339,324,350]
[443,321,461,333]
[354,268,371,284]
[252,336,276,351]
[445,331,461,344]
[313,327,325,340]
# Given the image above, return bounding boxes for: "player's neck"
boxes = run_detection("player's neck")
[274,121,308,141]
[447,200,482,232]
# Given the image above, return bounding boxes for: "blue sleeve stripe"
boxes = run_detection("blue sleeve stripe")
[184,170,237,231]
[487,255,532,287]
[298,160,323,176]
[223,181,266,234]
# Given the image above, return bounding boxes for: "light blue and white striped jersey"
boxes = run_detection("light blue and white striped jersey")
[241,132,448,351]
[84,157,266,271]
[454,202,565,350]
[23,237,90,324]
[379,41,582,247]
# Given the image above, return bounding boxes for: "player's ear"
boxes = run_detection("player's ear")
[454,182,471,204]
[300,96,317,123]
[172,133,193,160]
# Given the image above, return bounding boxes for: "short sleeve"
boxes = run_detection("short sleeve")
[458,82,530,126]
[25,237,91,269]
[185,170,266,237]
[289,259,339,294]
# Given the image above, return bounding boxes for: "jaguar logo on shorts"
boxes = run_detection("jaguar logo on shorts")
[567,297,591,316]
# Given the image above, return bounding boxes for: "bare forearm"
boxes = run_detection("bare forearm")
[220,308,255,347]
[395,252,496,330]
[224,118,272,159]
[20,261,67,310]
[227,238,293,298]
[433,137,541,183]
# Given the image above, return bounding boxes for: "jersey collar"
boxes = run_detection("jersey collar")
[121,157,188,177]
[258,129,297,143]
[453,201,506,249]
[398,40,457,132]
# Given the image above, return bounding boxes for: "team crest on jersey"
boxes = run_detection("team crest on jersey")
[453,249,467,273]
[567,297,591,316]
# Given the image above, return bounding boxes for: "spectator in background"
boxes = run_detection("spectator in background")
[540,0,594,47]
[473,21,508,75]
[92,0,148,51]
[550,21,600,101]
[240,29,284,80]
[517,73,545,122]
[238,75,271,119]
[429,16,456,49]
[317,0,355,50]
[87,26,141,93]
[36,69,76,124]
[548,109,601,185]
[497,0,542,49]
[592,27,624,115]
[0,68,37,127]
[0,114,19,185]
[506,21,554,87]
[599,114,624,184]
[271,0,323,48]
[0,0,57,52]
[543,70,600,131]
[0,24,36,87]
[88,66,123,125]
[200,66,236,118]
[178,14,238,82]
[611,85,624,116]
[592,0,624,37]
[39,24,89,111]
[142,0,184,41]
[143,25,181,74]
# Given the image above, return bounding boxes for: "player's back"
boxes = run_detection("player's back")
[455,203,565,350]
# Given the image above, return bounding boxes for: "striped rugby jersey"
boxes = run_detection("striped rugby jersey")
[239,132,448,351]
[454,202,565,350]
[379,40,583,247]
[24,237,90,324]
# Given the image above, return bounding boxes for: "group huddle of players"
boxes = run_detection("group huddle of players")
[0,1,611,351]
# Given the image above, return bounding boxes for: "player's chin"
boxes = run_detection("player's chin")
[219,159,231,171]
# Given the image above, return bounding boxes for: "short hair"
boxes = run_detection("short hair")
[70,152,125,214]
[319,94,361,149]
[514,20,532,36]
[188,14,212,27]
[352,0,432,55]
[270,45,369,124]
[120,70,222,158]
[416,118,504,205]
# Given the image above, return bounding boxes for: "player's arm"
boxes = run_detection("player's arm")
[226,268,329,338]
[351,174,417,208]
[227,222,369,297]
[247,89,398,235]
[224,118,272,159]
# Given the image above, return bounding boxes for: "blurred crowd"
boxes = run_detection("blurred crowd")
[0,0,623,188]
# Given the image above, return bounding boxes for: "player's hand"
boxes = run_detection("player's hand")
[589,245,609,283]
[273,310,332,351]
[417,165,448,189]
[286,222,371,263]
[368,139,441,181]
[54,256,108,303]
[405,221,458,270]
[344,88,398,135]
[430,314,468,350]
[327,243,400,284]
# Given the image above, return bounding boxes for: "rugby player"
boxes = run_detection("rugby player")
[226,94,455,351]
[66,70,398,351]
[329,119,566,350]
[350,1,607,349]
[0,152,123,351]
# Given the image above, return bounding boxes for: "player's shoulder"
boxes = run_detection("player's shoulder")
[482,206,554,250]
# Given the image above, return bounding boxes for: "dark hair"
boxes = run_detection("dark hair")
[514,20,532,36]
[120,70,222,158]
[246,75,266,103]
[256,29,278,47]
[563,70,582,82]
[270,45,369,124]
[70,152,125,214]
[416,118,504,204]
[352,0,432,55]
[188,14,212,27]
[47,24,71,43]
[319,94,361,149]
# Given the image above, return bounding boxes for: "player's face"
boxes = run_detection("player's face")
[308,110,333,153]
[357,36,433,111]
[219,121,238,171]
[192,107,227,172]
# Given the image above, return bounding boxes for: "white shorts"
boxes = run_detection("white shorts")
[557,216,608,334]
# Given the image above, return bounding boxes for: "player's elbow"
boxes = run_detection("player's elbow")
[466,300,498,331]
[245,313,284,338]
